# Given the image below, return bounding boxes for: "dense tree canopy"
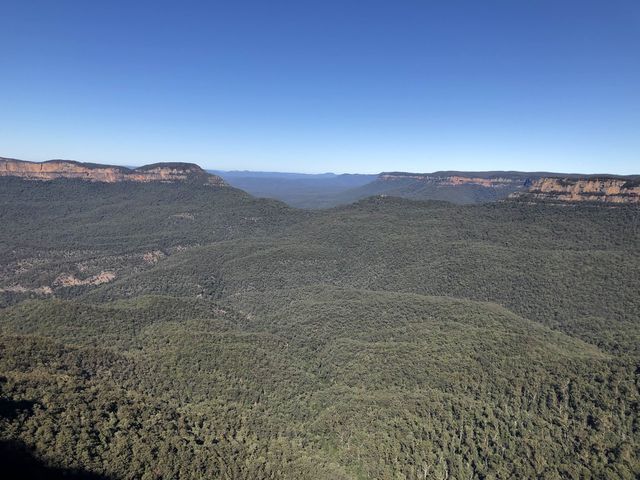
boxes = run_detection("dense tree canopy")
[1,178,638,479]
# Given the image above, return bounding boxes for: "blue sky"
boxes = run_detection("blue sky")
[1,0,638,174]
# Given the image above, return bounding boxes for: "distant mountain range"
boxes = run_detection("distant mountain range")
[210,169,376,208]
[215,168,640,207]
[2,157,639,207]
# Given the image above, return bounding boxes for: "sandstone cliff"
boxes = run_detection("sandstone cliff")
[513,177,640,204]
[0,158,227,186]
[378,172,524,188]
[379,171,640,204]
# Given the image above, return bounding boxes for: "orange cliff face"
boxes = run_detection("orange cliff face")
[378,172,640,204]
[0,158,227,186]
[513,177,640,204]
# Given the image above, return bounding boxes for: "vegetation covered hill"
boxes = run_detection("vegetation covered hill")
[1,177,639,479]
[333,174,523,205]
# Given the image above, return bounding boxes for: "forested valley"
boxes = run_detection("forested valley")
[1,178,639,479]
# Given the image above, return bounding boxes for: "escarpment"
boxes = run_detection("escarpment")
[0,158,227,186]
[361,171,534,204]
[513,177,640,204]
[377,171,640,204]
[378,172,527,188]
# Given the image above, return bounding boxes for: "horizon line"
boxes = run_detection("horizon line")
[2,154,638,178]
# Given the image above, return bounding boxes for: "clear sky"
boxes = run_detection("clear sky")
[1,1,638,174]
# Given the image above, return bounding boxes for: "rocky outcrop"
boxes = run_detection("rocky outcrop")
[0,158,227,186]
[379,171,640,204]
[54,271,116,287]
[513,177,640,204]
[0,285,53,295]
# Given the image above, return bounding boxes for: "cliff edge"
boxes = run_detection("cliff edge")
[0,158,227,186]
[512,176,640,204]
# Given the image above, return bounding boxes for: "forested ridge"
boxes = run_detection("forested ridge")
[1,178,639,479]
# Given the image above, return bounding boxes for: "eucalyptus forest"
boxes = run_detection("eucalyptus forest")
[0,176,638,479]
